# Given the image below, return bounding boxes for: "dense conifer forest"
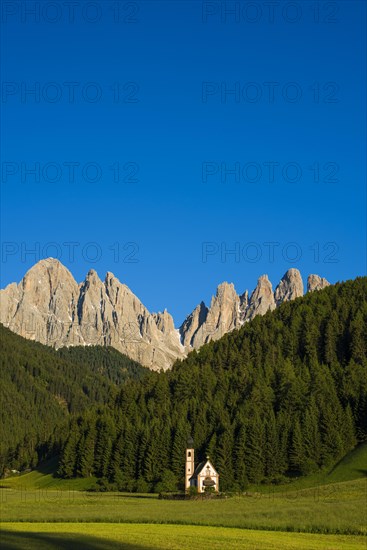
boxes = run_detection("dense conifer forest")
[57,277,367,492]
[0,327,147,474]
[1,278,366,492]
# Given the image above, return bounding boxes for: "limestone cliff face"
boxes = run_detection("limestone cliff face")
[274,268,304,306]
[244,275,276,320]
[0,258,332,369]
[179,302,208,347]
[0,258,80,346]
[184,282,242,349]
[307,274,330,292]
[0,258,184,371]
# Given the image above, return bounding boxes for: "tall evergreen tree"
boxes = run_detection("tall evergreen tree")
[234,423,248,490]
[245,413,265,483]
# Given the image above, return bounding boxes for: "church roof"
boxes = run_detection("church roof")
[193,461,206,476]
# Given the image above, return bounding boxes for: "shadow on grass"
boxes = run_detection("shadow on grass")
[31,456,60,476]
[0,529,150,550]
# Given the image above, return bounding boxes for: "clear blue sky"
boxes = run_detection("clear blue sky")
[1,0,366,324]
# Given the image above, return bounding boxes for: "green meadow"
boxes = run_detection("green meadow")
[1,478,366,534]
[1,444,366,549]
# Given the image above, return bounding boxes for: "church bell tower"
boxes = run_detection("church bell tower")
[185,436,195,490]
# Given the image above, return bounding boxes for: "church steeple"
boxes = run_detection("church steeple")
[185,436,195,491]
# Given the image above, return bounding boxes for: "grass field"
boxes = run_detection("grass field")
[1,478,365,535]
[1,523,366,550]
[1,445,366,549]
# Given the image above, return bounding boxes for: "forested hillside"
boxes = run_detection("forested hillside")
[0,326,147,474]
[58,278,367,492]
[56,346,147,385]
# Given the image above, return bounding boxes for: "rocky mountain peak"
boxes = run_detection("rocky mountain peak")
[22,257,74,286]
[85,268,101,284]
[31,257,63,269]
[0,258,184,371]
[215,281,236,297]
[153,309,175,334]
[274,268,304,306]
[105,271,116,284]
[179,301,208,348]
[307,274,330,292]
[245,274,276,320]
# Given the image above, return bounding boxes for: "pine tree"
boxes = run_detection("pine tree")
[58,426,80,478]
[109,432,124,484]
[301,309,319,364]
[94,417,114,478]
[289,418,305,473]
[170,422,188,479]
[206,432,217,464]
[319,403,344,466]
[324,311,339,365]
[76,428,95,477]
[340,404,357,454]
[120,422,138,489]
[302,397,321,472]
[216,426,234,491]
[265,411,280,478]
[245,413,265,483]
[350,311,366,364]
[233,423,248,490]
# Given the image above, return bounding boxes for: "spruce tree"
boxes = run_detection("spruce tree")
[302,397,321,472]
[245,413,265,483]
[265,411,280,478]
[234,423,248,490]
[289,419,305,474]
[58,427,80,478]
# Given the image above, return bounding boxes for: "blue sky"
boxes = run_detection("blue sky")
[1,0,366,324]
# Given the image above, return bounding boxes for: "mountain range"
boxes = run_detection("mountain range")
[0,258,330,370]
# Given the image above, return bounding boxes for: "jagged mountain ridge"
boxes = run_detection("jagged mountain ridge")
[180,268,328,349]
[0,259,185,371]
[0,259,329,370]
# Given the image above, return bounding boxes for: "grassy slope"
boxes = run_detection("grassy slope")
[252,442,367,493]
[1,523,365,550]
[0,457,98,491]
[325,443,367,483]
